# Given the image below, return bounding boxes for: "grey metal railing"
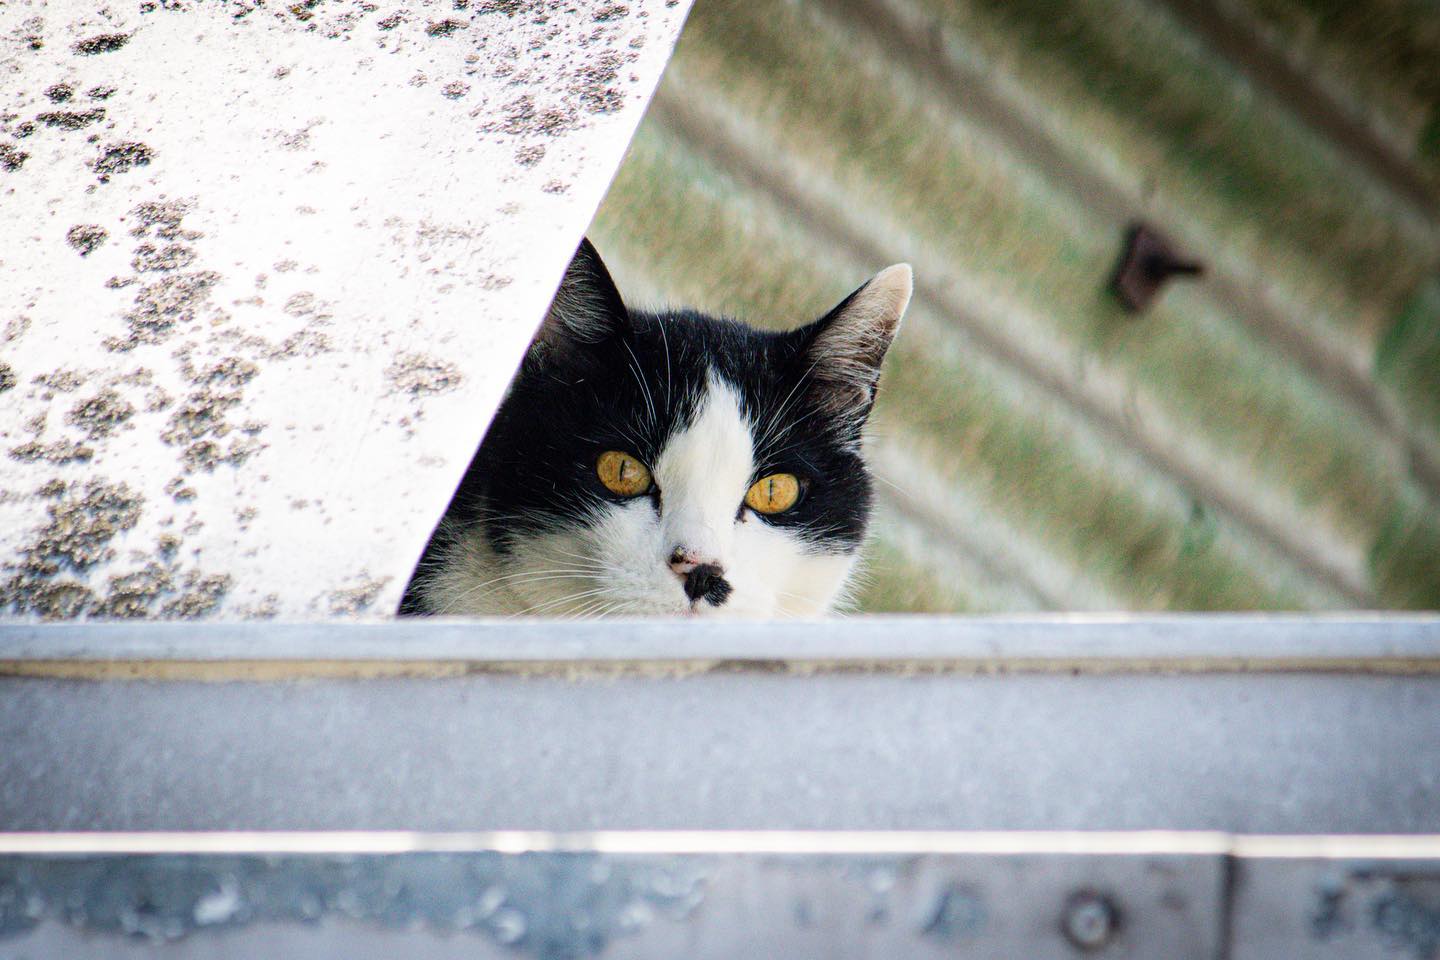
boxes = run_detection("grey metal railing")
[3,615,1438,956]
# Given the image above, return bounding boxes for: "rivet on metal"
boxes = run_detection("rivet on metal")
[1062,891,1119,950]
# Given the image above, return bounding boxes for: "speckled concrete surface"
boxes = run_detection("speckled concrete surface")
[0,0,691,619]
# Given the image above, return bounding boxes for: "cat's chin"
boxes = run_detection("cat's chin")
[599,596,762,619]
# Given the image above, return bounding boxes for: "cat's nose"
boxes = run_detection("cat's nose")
[668,546,706,574]
[682,563,732,607]
[670,547,732,605]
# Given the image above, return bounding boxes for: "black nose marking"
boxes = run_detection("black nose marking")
[684,563,732,606]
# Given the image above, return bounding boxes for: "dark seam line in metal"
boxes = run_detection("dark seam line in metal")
[1217,841,1239,960]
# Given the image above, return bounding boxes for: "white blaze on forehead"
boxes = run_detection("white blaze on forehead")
[653,374,754,560]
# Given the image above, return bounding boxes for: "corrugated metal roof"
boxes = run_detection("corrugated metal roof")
[589,0,1440,611]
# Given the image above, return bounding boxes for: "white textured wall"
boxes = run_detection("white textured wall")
[0,0,691,618]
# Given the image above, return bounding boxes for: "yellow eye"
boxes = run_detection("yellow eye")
[596,450,652,497]
[745,473,801,514]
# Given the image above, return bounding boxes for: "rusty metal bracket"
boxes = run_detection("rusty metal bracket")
[1111,222,1206,312]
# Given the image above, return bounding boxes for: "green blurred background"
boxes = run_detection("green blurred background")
[588,0,1440,612]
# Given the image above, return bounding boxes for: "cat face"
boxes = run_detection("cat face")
[405,240,910,618]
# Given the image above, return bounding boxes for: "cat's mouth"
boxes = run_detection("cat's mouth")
[679,562,733,609]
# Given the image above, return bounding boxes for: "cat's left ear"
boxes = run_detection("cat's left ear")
[797,263,912,420]
[529,238,628,367]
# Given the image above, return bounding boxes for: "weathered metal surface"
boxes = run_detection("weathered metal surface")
[2,619,1438,833]
[4,835,1440,957]
[0,844,1225,958]
[1231,855,1440,960]
[0,851,708,957]
[0,0,691,620]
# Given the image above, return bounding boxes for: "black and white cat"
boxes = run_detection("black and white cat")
[400,240,910,618]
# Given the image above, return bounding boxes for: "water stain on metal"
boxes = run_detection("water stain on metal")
[919,882,986,942]
[0,853,708,956]
[1309,879,1349,939]
[1308,870,1440,958]
[1373,881,1440,960]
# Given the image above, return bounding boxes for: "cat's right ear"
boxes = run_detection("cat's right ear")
[528,238,628,367]
[795,263,912,421]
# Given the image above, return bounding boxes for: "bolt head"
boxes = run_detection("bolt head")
[1063,891,1119,950]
